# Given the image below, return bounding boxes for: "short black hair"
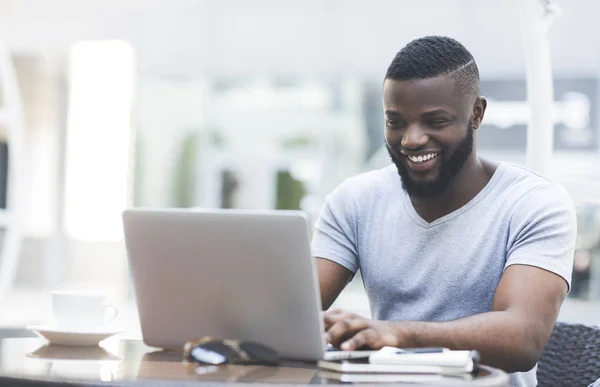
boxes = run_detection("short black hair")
[385,36,479,96]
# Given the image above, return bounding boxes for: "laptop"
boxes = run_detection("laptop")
[122,208,327,360]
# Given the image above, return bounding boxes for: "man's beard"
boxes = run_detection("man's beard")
[387,122,474,199]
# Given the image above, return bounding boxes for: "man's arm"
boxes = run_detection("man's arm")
[316,257,354,310]
[311,179,360,309]
[399,264,566,371]
[325,264,567,373]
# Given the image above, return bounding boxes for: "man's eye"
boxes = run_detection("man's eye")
[386,120,404,127]
[429,119,448,127]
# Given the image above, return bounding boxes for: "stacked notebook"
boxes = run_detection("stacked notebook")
[317,346,480,383]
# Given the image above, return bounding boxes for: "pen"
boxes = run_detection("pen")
[395,347,448,354]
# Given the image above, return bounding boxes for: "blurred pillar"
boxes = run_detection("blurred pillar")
[517,0,561,175]
[63,41,135,241]
[0,40,26,305]
[43,55,69,285]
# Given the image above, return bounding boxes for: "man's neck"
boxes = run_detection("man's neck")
[409,156,498,223]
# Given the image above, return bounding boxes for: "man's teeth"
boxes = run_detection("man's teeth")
[408,153,438,163]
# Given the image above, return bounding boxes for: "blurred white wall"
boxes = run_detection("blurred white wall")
[2,0,598,230]
[135,79,208,207]
[0,0,598,78]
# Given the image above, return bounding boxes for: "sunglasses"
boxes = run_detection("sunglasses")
[183,337,280,366]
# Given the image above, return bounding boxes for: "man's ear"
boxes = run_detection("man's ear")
[472,97,487,130]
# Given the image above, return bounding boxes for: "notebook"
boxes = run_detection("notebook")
[317,370,475,383]
[317,359,471,375]
[318,346,480,375]
[369,346,480,371]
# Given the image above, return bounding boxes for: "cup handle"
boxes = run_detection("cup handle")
[103,304,119,323]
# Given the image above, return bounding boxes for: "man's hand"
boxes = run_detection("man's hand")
[324,309,410,350]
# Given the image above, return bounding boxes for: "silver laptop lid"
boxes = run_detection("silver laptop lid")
[123,208,326,360]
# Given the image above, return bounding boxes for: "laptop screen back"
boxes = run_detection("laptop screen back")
[123,208,326,360]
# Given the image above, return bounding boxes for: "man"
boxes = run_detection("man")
[311,36,576,387]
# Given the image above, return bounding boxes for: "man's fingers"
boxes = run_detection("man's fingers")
[341,328,381,351]
[323,311,357,329]
[325,318,370,346]
[322,309,345,322]
[324,314,353,329]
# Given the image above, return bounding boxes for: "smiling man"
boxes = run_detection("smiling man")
[311,36,576,387]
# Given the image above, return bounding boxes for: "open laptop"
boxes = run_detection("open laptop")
[122,208,328,361]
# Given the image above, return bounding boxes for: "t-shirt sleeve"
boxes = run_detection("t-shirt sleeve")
[311,181,360,273]
[505,182,577,291]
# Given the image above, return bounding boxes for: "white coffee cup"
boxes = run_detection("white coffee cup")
[52,291,118,331]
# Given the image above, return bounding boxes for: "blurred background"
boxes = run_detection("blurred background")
[0,0,599,336]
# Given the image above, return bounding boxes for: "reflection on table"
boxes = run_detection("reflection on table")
[0,338,509,386]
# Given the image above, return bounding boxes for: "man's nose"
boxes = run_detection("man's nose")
[401,125,428,149]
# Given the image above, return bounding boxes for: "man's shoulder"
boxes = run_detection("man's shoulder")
[499,162,574,212]
[501,161,563,187]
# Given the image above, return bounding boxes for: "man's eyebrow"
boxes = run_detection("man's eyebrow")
[421,109,454,117]
[384,110,403,117]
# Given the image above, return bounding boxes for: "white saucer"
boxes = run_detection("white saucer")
[27,343,122,361]
[26,325,123,346]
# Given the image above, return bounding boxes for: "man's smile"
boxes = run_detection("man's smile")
[400,151,442,173]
